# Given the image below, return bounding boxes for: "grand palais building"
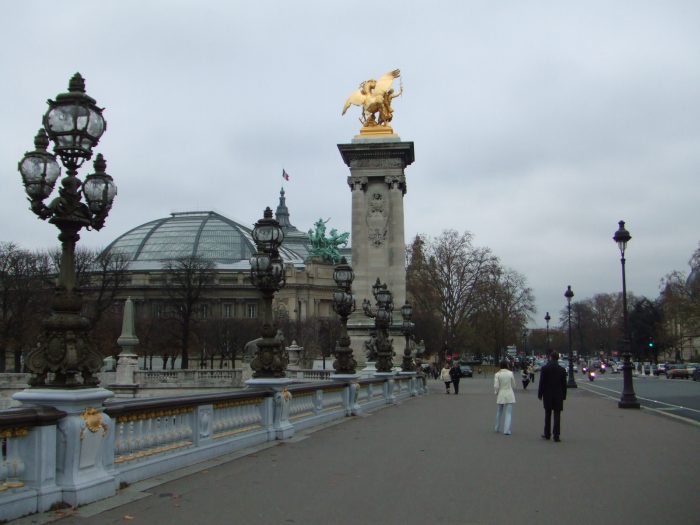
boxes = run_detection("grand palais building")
[100,188,345,344]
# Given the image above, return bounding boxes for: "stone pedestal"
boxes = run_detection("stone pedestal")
[12,388,116,506]
[338,137,414,367]
[286,341,303,370]
[245,378,295,439]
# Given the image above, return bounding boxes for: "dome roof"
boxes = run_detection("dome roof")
[103,211,305,270]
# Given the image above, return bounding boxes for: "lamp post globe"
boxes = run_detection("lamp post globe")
[18,74,114,388]
[43,73,106,172]
[565,286,577,388]
[614,220,640,408]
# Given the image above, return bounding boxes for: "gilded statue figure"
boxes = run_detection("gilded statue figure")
[342,69,403,128]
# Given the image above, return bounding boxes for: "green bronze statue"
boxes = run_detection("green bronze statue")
[308,218,349,264]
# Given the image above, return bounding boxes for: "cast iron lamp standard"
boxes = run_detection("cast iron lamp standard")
[400,302,414,372]
[614,220,640,408]
[544,312,551,349]
[331,257,357,375]
[249,207,287,378]
[565,286,577,388]
[362,278,395,373]
[18,73,115,388]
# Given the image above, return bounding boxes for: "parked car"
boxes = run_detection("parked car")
[654,363,667,376]
[693,367,700,381]
[459,365,473,378]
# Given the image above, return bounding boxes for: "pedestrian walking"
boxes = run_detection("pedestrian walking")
[449,361,463,394]
[528,363,535,384]
[494,360,516,435]
[521,367,531,390]
[537,351,568,442]
[440,363,452,394]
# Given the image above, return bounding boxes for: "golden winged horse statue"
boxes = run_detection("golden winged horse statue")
[342,69,402,129]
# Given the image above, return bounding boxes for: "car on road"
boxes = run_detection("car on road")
[654,363,667,376]
[693,366,700,381]
[459,365,473,378]
[667,364,692,379]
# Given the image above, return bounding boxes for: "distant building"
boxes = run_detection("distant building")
[96,189,349,363]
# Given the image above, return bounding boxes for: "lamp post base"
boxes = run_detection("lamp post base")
[618,356,640,409]
[618,398,640,409]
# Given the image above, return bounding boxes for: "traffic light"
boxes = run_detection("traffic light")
[648,338,655,349]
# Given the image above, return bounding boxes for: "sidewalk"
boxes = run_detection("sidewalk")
[13,376,700,525]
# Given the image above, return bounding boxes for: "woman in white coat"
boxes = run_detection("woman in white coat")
[494,360,517,435]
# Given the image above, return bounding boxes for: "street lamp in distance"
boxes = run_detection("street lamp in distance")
[565,286,577,389]
[613,220,640,409]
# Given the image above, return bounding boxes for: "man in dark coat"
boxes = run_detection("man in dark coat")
[538,351,568,442]
[449,362,463,394]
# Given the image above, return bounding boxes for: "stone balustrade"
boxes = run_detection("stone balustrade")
[0,373,427,521]
[288,369,334,381]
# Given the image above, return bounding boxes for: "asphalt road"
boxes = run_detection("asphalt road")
[575,373,700,423]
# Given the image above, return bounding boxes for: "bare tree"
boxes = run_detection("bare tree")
[406,230,498,355]
[472,266,535,361]
[406,235,443,359]
[659,270,699,361]
[49,247,130,325]
[0,243,52,371]
[162,256,215,369]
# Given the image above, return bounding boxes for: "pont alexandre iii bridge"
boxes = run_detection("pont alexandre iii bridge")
[0,373,427,521]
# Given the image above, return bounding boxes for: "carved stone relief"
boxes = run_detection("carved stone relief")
[366,192,388,247]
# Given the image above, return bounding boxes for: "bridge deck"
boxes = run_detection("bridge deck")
[15,376,700,525]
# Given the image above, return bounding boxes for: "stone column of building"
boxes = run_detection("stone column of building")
[337,138,415,366]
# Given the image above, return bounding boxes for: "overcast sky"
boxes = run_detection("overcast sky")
[2,1,699,328]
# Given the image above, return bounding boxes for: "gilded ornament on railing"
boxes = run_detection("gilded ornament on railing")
[281,388,292,402]
[0,428,29,438]
[342,69,403,134]
[80,407,108,439]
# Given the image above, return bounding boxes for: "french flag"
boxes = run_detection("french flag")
[282,169,290,181]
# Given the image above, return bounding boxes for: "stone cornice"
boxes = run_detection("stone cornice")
[337,141,415,169]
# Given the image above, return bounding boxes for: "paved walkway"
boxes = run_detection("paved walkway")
[13,376,700,525]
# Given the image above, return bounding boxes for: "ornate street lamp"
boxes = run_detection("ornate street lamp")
[400,302,414,372]
[613,220,640,408]
[332,257,357,375]
[249,207,287,378]
[565,286,577,388]
[18,73,115,388]
[362,278,395,373]
[544,312,551,349]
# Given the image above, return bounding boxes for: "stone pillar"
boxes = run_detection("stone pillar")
[338,138,414,366]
